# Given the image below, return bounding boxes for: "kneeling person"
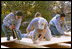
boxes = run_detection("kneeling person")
[2,11,23,40]
[22,12,52,44]
[49,13,69,36]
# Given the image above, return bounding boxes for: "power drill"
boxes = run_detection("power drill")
[12,25,21,40]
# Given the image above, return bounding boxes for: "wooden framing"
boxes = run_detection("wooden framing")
[1,31,71,48]
[57,43,71,48]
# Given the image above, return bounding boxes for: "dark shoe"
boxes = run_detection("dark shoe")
[13,32,16,39]
[13,35,16,39]
[56,36,61,38]
[7,38,10,41]
[52,35,56,37]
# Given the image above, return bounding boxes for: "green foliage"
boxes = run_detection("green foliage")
[1,1,71,37]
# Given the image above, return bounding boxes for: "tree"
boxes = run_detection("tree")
[34,1,52,23]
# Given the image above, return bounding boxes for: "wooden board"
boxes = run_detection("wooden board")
[64,31,71,36]
[37,36,71,46]
[1,45,9,48]
[14,40,48,48]
[57,43,71,48]
[1,36,17,43]
[1,36,71,45]
[1,37,48,48]
[1,31,71,47]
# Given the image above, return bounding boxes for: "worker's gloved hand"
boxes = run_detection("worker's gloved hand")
[9,25,15,30]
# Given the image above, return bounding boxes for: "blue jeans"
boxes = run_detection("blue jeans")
[50,26,61,36]
[2,24,22,40]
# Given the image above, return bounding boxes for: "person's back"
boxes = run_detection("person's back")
[27,17,48,31]
[49,14,60,26]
